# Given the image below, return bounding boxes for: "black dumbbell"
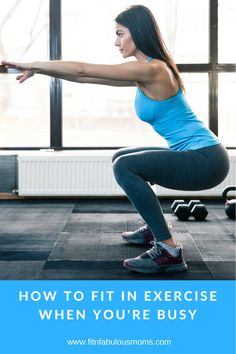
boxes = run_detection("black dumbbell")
[171,199,208,221]
[191,203,208,221]
[171,200,190,220]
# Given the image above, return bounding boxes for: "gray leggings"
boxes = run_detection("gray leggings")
[112,144,229,241]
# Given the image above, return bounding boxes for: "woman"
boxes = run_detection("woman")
[1,5,229,274]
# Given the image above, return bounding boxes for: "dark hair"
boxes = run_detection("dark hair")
[115,5,184,91]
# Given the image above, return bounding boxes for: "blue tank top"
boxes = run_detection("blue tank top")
[135,72,220,151]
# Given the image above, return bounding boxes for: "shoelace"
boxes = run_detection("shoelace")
[138,225,150,233]
[147,242,163,259]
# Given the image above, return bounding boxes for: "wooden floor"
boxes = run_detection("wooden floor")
[0,199,235,280]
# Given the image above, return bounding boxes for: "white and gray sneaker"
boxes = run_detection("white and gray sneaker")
[121,225,154,245]
[123,242,188,274]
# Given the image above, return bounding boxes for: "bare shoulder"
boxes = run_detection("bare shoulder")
[148,59,177,85]
[135,59,168,85]
[148,59,169,75]
[138,59,179,100]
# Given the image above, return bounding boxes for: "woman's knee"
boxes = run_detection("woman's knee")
[112,155,132,184]
[112,147,140,163]
[112,151,119,163]
[112,148,126,163]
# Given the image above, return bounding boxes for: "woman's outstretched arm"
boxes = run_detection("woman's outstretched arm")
[1,59,156,86]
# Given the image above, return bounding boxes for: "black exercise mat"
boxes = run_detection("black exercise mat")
[72,199,172,214]
[72,199,136,213]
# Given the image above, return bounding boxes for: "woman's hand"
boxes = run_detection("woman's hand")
[1,60,35,83]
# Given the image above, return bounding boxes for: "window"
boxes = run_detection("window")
[155,0,209,63]
[0,0,50,148]
[218,73,236,147]
[0,0,235,149]
[218,0,236,63]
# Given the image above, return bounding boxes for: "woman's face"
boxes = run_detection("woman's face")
[115,23,137,58]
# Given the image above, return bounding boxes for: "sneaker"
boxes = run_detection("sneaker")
[123,242,188,273]
[122,225,154,245]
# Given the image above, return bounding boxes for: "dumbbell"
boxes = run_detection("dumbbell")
[171,199,208,221]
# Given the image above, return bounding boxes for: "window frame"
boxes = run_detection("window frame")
[0,0,235,150]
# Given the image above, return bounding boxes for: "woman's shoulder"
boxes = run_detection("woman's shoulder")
[137,59,179,100]
[148,58,169,72]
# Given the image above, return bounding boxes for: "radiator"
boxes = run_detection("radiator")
[18,150,236,197]
[18,151,124,196]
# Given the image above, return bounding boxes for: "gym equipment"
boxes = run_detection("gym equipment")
[171,200,190,220]
[171,199,185,211]
[222,186,236,219]
[191,203,208,221]
[171,199,208,221]
[171,200,189,220]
